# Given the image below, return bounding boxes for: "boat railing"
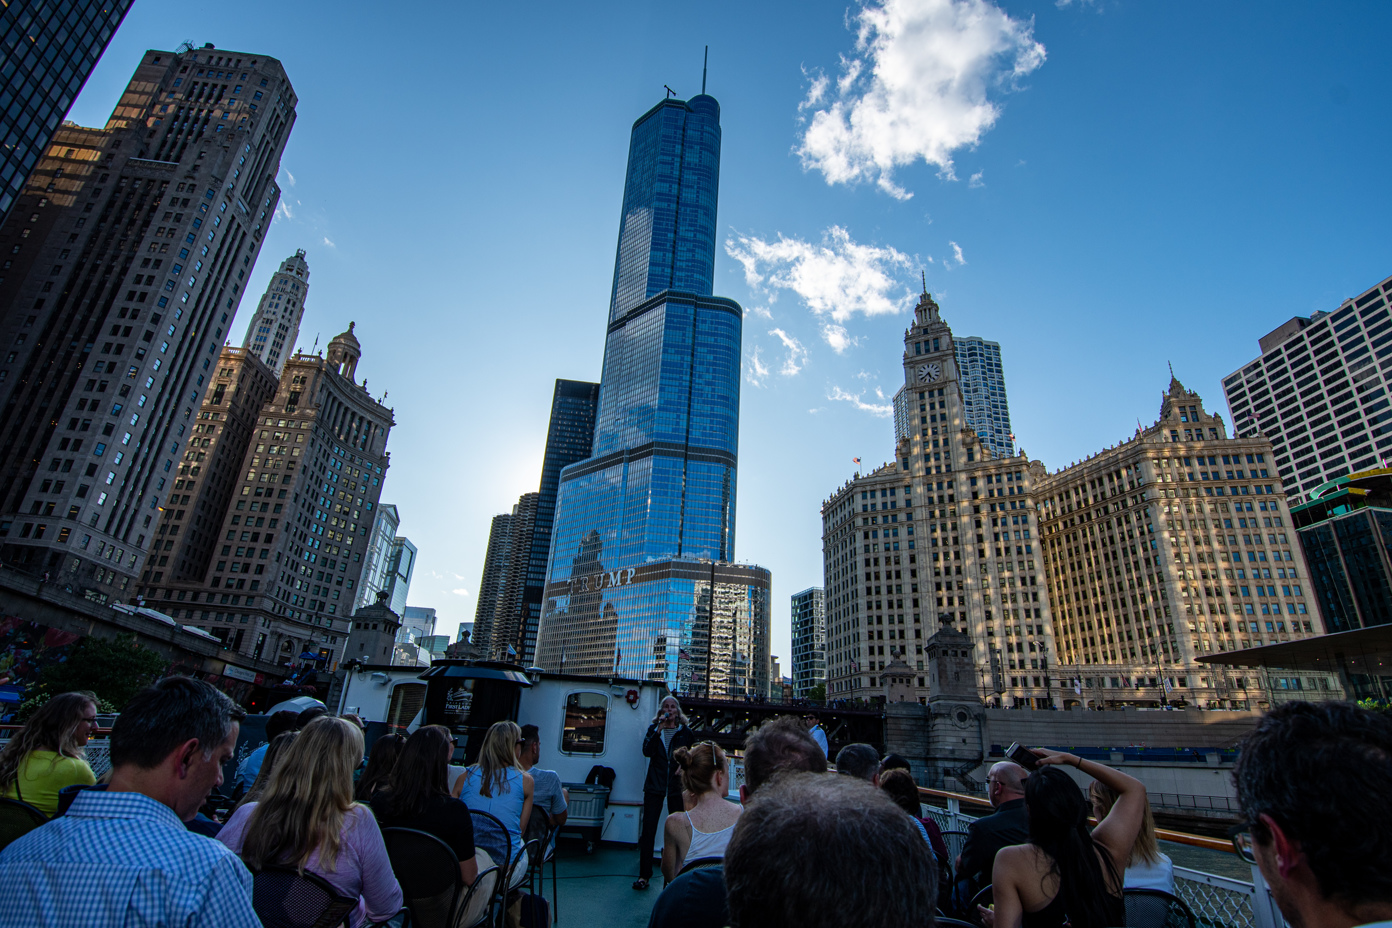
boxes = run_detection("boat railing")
[0,726,114,778]
[917,786,1286,928]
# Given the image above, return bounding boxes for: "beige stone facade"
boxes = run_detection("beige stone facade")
[822,291,1059,708]
[1035,379,1336,709]
[136,323,394,672]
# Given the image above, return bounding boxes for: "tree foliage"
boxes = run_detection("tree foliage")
[807,683,827,704]
[29,633,168,712]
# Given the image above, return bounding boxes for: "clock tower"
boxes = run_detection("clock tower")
[821,286,1060,710]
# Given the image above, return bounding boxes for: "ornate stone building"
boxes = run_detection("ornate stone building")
[822,290,1058,707]
[1035,378,1334,709]
[135,322,394,671]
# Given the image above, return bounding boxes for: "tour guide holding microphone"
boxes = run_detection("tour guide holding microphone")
[633,695,695,890]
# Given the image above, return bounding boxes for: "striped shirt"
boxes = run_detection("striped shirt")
[0,788,260,927]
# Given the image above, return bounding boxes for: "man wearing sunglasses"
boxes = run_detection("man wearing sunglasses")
[1232,701,1392,928]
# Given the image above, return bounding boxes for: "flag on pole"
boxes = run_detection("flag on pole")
[506,644,517,658]
[853,457,861,466]
[1073,678,1082,695]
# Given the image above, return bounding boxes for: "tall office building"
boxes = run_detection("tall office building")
[822,290,1059,708]
[145,345,278,587]
[473,508,514,650]
[0,46,295,599]
[382,535,415,617]
[473,493,537,660]
[519,380,599,664]
[242,249,308,375]
[1036,379,1330,709]
[955,337,1014,460]
[536,88,764,690]
[137,323,394,669]
[395,604,436,666]
[790,586,826,698]
[1223,273,1392,506]
[355,502,400,611]
[0,0,134,229]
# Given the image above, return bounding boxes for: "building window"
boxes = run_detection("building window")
[560,692,609,755]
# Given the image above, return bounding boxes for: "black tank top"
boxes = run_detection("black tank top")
[1020,888,1124,928]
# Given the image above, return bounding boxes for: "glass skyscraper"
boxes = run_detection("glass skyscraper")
[954,337,1014,459]
[519,380,600,664]
[0,0,133,229]
[535,91,750,683]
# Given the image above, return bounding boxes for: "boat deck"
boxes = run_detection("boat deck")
[545,840,660,927]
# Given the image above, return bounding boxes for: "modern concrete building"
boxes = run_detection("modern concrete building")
[0,0,134,229]
[790,587,826,698]
[473,508,514,652]
[1036,378,1331,709]
[355,503,400,612]
[1222,273,1392,506]
[520,380,599,664]
[822,290,1058,708]
[472,493,537,660]
[0,45,296,600]
[241,249,308,375]
[134,322,393,670]
[535,89,765,691]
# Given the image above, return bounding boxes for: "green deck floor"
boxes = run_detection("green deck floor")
[540,840,662,927]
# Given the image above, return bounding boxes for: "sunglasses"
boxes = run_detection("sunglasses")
[1228,823,1256,863]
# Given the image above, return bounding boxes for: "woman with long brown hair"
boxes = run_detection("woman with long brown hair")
[217,716,402,927]
[0,691,99,816]
[373,726,489,890]
[454,720,533,889]
[354,732,404,803]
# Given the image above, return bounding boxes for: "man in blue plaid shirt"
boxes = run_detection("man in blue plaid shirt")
[0,676,260,927]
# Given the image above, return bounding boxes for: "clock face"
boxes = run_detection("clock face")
[917,362,941,384]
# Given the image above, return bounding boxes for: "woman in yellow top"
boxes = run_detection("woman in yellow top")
[0,691,100,816]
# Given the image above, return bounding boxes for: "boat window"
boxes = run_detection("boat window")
[561,692,608,755]
[387,683,426,732]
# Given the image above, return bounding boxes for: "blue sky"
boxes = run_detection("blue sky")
[69,1,1392,667]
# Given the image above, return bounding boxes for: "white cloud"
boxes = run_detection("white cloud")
[950,241,966,265]
[322,236,336,249]
[746,347,771,387]
[969,170,985,188]
[769,327,809,375]
[284,169,297,186]
[451,587,469,597]
[797,0,1046,198]
[745,304,773,320]
[726,226,915,351]
[275,201,293,221]
[830,385,893,418]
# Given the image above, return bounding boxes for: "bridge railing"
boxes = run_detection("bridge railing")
[917,786,1284,928]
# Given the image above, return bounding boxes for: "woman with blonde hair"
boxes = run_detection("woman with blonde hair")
[0,691,99,816]
[454,720,533,889]
[661,741,741,881]
[1090,779,1174,892]
[218,716,402,927]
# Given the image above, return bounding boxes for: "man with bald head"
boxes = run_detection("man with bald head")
[955,761,1029,904]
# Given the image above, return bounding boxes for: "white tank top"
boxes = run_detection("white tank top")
[683,810,736,861]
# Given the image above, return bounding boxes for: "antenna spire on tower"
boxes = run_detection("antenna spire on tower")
[664,84,676,98]
[921,270,927,295]
[702,45,708,94]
